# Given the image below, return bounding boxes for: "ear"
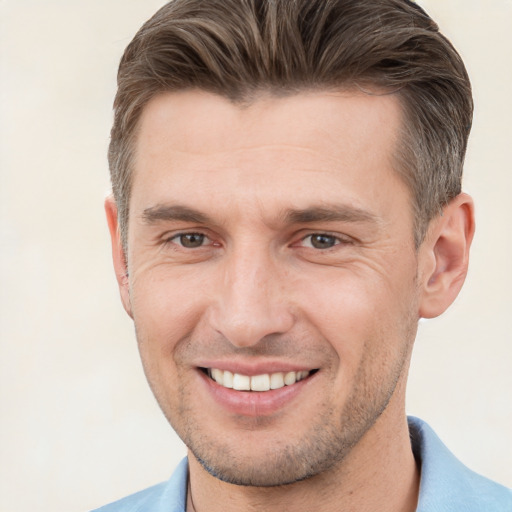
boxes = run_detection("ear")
[418,193,475,319]
[105,196,133,318]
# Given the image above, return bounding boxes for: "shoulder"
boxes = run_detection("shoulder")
[90,481,169,512]
[409,417,512,512]
[90,458,188,512]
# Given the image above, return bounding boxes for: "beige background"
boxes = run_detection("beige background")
[0,1,511,511]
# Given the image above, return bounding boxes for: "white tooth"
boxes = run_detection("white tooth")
[211,368,224,385]
[270,372,285,389]
[284,371,297,386]
[301,370,310,380]
[251,374,270,391]
[233,373,251,391]
[223,370,234,388]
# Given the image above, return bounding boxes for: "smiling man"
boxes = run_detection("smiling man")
[94,1,512,511]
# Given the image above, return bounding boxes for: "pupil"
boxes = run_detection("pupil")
[181,233,204,248]
[312,234,335,249]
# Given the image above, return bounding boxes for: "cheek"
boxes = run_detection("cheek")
[129,273,207,412]
[129,268,210,362]
[298,266,418,362]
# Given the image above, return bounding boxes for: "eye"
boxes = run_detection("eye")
[172,233,208,248]
[302,233,341,249]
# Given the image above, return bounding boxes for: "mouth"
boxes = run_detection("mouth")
[201,368,317,392]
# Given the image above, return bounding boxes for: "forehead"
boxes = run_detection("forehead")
[135,88,402,162]
[131,89,409,226]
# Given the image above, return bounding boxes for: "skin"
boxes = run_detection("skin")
[106,90,474,512]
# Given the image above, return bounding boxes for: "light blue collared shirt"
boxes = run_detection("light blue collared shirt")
[91,417,512,511]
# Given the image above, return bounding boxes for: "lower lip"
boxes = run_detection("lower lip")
[198,370,313,417]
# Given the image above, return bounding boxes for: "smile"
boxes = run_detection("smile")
[206,368,313,391]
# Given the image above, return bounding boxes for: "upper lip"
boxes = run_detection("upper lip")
[196,359,317,376]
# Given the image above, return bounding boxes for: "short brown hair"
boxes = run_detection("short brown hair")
[109,0,472,249]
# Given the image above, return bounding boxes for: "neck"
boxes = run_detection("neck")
[186,410,419,512]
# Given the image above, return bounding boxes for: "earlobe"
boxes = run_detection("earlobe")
[105,196,133,318]
[418,193,475,319]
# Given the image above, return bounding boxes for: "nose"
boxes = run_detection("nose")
[208,246,294,348]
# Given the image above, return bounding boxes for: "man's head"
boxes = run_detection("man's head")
[105,0,474,492]
[109,0,472,251]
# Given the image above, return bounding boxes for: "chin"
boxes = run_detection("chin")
[184,417,363,488]
[192,450,332,487]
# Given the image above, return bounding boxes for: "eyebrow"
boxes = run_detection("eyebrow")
[142,205,211,224]
[142,203,380,227]
[282,205,380,225]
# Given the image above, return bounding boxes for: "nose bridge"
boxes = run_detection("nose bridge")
[210,240,293,347]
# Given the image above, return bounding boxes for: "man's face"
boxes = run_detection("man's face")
[121,90,423,486]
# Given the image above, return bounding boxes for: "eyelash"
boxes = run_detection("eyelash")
[299,233,352,250]
[164,231,350,251]
[166,232,213,249]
